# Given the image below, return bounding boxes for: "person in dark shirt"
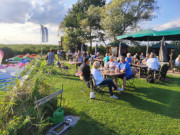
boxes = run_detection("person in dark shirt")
[80,57,90,81]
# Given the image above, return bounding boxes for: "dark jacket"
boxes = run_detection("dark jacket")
[80,63,90,81]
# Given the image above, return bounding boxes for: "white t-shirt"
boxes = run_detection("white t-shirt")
[146,58,160,70]
[175,58,180,66]
[105,61,117,70]
[91,68,104,85]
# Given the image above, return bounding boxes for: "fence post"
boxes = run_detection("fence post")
[35,96,42,121]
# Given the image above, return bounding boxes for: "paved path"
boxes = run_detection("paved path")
[167,70,180,77]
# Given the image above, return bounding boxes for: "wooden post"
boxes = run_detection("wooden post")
[60,85,63,107]
[35,96,42,121]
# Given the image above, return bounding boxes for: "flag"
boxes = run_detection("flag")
[41,25,48,43]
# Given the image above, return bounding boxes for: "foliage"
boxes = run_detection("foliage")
[1,57,180,134]
[0,60,63,135]
[101,0,159,39]
[0,44,59,60]
[60,0,106,53]
[171,41,180,59]
[81,5,102,52]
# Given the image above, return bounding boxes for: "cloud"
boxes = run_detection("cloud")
[0,0,66,24]
[153,18,180,31]
[0,0,32,23]
[28,0,66,25]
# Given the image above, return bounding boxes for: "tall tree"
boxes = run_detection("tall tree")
[59,0,106,52]
[101,0,159,40]
[81,5,102,52]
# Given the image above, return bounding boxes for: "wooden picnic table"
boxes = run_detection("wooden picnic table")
[131,64,147,78]
[101,71,124,86]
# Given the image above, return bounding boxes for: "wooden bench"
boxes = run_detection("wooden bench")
[34,85,63,121]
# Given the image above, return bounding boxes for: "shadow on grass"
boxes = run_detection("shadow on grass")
[68,111,118,135]
[121,87,180,119]
[60,76,80,81]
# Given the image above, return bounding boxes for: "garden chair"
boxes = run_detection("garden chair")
[146,64,169,83]
[91,75,108,97]
[79,75,93,93]
[155,64,169,82]
[126,67,137,89]
[68,55,73,61]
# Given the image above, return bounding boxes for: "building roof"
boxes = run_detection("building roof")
[150,42,176,49]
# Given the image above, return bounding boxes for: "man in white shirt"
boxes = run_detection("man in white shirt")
[91,61,122,99]
[146,52,160,70]
[175,55,180,67]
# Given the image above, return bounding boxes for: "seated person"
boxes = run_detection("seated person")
[94,52,100,59]
[134,53,140,62]
[140,52,145,60]
[86,52,91,58]
[116,56,132,91]
[105,56,117,70]
[82,51,86,56]
[146,52,160,70]
[74,51,78,57]
[175,54,180,67]
[68,50,72,55]
[142,53,149,64]
[80,58,90,82]
[76,53,83,63]
[56,61,61,67]
[68,50,73,60]
[103,53,109,64]
[112,53,117,61]
[91,61,122,99]
[125,53,133,64]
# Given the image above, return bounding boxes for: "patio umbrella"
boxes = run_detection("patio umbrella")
[159,37,168,62]
[118,42,122,58]
[95,44,98,55]
[146,46,149,55]
[81,44,84,53]
[116,27,180,41]
[116,29,156,41]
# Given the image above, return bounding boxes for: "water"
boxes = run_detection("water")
[53,123,70,133]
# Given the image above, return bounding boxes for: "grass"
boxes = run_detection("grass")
[41,62,180,135]
[1,60,180,135]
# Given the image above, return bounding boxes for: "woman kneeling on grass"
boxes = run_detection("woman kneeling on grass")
[91,61,122,99]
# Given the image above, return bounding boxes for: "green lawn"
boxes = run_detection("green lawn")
[1,60,180,135]
[43,62,180,135]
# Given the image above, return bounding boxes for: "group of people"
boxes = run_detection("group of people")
[46,48,179,99]
[79,55,133,99]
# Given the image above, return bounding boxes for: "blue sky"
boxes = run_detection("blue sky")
[0,0,179,45]
[144,0,180,30]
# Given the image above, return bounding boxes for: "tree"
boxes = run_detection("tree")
[59,0,106,52]
[81,5,102,52]
[82,0,106,10]
[101,0,159,40]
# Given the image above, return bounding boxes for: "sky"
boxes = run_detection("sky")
[0,0,180,45]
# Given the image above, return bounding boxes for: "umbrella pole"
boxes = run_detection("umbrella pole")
[147,37,149,55]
